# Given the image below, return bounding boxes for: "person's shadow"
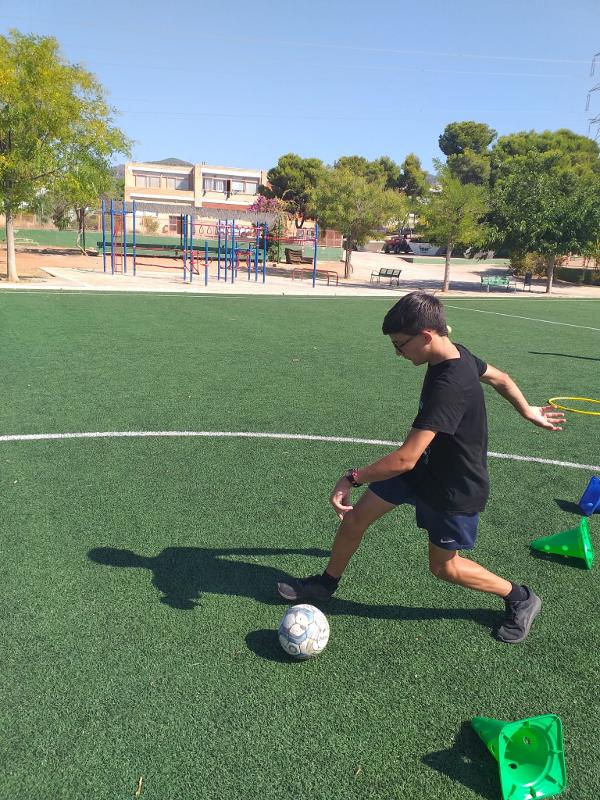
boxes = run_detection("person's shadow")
[88,546,500,632]
[422,720,499,800]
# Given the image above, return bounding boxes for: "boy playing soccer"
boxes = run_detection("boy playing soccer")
[277,292,565,643]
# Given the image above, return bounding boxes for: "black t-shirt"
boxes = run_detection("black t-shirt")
[404,344,489,514]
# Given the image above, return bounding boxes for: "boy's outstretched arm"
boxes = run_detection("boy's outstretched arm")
[480,364,565,431]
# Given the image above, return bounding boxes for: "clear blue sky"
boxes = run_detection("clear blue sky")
[3,1,600,173]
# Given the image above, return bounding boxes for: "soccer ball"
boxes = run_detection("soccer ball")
[278,604,330,660]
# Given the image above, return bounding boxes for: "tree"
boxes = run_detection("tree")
[488,155,600,292]
[260,153,325,228]
[398,153,429,197]
[418,167,488,292]
[439,121,497,187]
[42,159,122,252]
[490,128,600,186]
[373,156,401,190]
[0,30,130,280]
[333,155,389,184]
[439,121,497,156]
[247,194,288,262]
[311,169,408,278]
[446,150,491,186]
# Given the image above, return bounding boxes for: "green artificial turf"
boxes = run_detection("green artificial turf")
[0,292,599,799]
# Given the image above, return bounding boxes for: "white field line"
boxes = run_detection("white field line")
[445,304,600,332]
[0,429,598,472]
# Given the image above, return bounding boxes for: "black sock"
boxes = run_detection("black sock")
[504,582,528,602]
[321,570,339,592]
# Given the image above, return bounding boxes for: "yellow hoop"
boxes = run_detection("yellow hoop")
[548,397,600,416]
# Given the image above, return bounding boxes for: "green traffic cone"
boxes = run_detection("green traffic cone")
[530,517,594,569]
[472,715,567,800]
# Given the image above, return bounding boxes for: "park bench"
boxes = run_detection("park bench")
[291,267,339,286]
[370,267,402,286]
[285,247,313,265]
[480,275,516,292]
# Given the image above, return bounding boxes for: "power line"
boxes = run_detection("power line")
[587,53,600,138]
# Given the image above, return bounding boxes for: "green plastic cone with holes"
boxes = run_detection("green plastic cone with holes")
[471,714,567,800]
[530,517,594,569]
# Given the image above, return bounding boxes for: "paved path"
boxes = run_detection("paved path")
[2,250,600,298]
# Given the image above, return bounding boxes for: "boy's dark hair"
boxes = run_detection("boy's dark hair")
[382,291,448,336]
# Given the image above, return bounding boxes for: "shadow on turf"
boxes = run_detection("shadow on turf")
[88,546,329,610]
[246,629,294,663]
[529,547,591,570]
[554,498,583,514]
[422,720,499,800]
[88,546,500,631]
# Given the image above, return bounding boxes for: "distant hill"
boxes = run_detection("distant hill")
[149,158,194,167]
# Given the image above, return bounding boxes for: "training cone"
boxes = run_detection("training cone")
[472,715,567,800]
[578,476,600,516]
[530,518,594,569]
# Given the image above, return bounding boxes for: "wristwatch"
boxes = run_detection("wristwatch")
[345,468,363,487]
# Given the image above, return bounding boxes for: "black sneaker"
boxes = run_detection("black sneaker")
[496,586,542,643]
[277,574,334,603]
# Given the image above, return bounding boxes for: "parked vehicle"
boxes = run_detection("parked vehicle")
[383,234,412,254]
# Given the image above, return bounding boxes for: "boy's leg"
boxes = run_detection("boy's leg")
[428,543,542,644]
[326,489,397,577]
[427,543,511,596]
[277,489,396,602]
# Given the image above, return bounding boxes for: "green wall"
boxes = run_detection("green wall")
[1,228,343,262]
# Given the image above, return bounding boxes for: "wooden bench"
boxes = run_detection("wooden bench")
[285,247,313,265]
[480,275,516,292]
[291,267,339,286]
[370,267,402,286]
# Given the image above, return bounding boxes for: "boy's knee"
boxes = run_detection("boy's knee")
[429,554,459,581]
[340,509,367,536]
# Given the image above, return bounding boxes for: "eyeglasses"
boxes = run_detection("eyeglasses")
[391,334,419,353]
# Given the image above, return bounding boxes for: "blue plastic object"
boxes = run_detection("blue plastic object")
[579,476,600,516]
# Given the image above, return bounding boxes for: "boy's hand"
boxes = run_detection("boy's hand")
[330,476,354,520]
[525,405,566,431]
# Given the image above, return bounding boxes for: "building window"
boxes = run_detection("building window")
[169,215,183,234]
[165,176,190,190]
[136,174,162,188]
[204,177,227,192]
[203,175,258,194]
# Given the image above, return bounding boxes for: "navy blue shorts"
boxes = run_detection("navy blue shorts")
[369,474,479,551]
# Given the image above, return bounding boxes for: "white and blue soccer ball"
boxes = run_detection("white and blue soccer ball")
[278,604,330,660]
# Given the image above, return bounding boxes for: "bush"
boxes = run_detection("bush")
[141,216,159,234]
[508,252,548,277]
[554,265,600,285]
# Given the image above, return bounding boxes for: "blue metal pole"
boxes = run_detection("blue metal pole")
[204,239,209,286]
[190,215,194,284]
[312,223,319,288]
[254,224,259,281]
[217,221,221,280]
[101,198,107,273]
[132,201,137,276]
[262,223,267,283]
[110,199,115,274]
[231,218,236,283]
[183,215,188,282]
[224,220,228,282]
[122,200,127,275]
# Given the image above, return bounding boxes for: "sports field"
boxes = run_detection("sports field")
[1,291,598,800]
